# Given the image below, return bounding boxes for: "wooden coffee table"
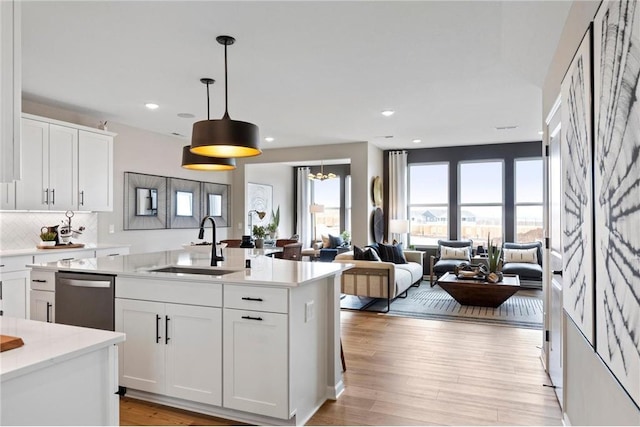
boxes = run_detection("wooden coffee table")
[437,272,520,308]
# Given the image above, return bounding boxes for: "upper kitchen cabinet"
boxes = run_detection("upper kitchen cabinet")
[0,0,21,183]
[16,118,78,211]
[78,130,113,211]
[15,114,115,212]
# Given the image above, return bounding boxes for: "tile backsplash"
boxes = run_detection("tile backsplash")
[0,212,98,250]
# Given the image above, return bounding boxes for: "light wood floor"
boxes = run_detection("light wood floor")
[120,311,562,426]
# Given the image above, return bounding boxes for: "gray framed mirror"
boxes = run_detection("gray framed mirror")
[168,178,201,228]
[124,172,167,230]
[201,182,230,227]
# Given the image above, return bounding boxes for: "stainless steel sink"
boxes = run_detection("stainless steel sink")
[149,266,238,276]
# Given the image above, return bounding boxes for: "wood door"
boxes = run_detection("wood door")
[223,308,288,419]
[115,298,165,394]
[165,304,222,406]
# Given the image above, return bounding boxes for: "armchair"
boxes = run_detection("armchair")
[429,239,473,286]
[501,241,543,287]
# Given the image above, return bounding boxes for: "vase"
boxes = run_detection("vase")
[40,241,56,247]
[254,238,264,249]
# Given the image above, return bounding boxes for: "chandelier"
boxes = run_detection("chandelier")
[308,162,337,181]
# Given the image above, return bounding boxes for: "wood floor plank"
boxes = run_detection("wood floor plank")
[120,310,561,426]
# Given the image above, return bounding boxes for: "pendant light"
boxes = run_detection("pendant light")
[190,35,261,158]
[182,78,237,171]
[308,161,337,181]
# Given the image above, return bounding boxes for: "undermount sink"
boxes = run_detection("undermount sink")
[149,266,238,276]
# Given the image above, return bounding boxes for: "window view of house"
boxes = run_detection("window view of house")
[312,177,342,237]
[515,158,544,242]
[459,160,504,245]
[408,163,449,245]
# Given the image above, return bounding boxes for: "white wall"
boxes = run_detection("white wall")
[542,1,640,424]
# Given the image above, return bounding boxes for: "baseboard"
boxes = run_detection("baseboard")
[328,379,345,400]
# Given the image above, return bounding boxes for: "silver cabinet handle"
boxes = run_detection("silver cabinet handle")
[60,279,111,288]
[44,188,49,205]
[51,188,55,205]
[79,191,84,206]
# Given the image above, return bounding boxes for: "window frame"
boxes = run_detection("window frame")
[514,157,544,243]
[408,161,450,246]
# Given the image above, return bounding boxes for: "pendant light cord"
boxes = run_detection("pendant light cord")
[206,81,210,120]
[223,42,229,118]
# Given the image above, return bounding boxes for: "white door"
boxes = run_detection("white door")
[48,124,78,210]
[30,289,54,323]
[223,308,288,419]
[0,271,29,318]
[78,130,112,211]
[165,304,222,406]
[115,298,165,394]
[16,118,49,210]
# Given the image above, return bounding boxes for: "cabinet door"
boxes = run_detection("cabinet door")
[0,270,29,318]
[223,309,289,419]
[165,304,222,406]
[30,289,54,323]
[78,130,113,211]
[0,181,15,209]
[48,124,78,210]
[115,298,165,394]
[16,118,49,210]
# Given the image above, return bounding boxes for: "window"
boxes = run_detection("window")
[515,158,543,242]
[408,163,449,246]
[344,175,351,236]
[312,177,341,238]
[459,161,504,245]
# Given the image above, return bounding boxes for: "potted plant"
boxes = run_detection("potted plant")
[267,206,280,239]
[39,230,57,247]
[252,225,267,249]
[486,233,503,282]
[340,230,351,245]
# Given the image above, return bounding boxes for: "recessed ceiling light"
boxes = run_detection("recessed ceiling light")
[177,113,195,118]
[145,103,159,110]
[412,139,422,144]
[381,110,395,117]
[264,137,274,142]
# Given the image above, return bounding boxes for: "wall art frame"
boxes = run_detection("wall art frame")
[593,0,640,407]
[247,182,272,229]
[168,177,201,229]
[560,26,595,346]
[201,182,230,228]
[124,172,168,230]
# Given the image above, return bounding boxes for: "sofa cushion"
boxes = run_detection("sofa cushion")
[353,245,381,261]
[503,241,542,266]
[395,262,423,284]
[504,247,538,264]
[436,239,473,258]
[502,262,543,280]
[433,259,467,275]
[375,243,407,264]
[393,268,414,296]
[440,246,471,261]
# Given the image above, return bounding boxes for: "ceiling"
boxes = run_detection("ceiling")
[21,1,571,151]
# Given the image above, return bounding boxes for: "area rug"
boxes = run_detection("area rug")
[341,282,543,329]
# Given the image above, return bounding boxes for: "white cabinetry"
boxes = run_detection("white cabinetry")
[78,130,113,211]
[16,118,78,210]
[222,284,289,419]
[0,181,15,209]
[0,255,31,318]
[29,269,55,323]
[0,0,21,183]
[115,277,222,406]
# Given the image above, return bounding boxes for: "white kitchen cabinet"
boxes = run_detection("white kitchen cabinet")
[94,246,130,257]
[16,118,78,210]
[116,297,222,406]
[30,290,54,323]
[0,271,29,318]
[78,130,113,211]
[0,0,21,183]
[223,308,288,419]
[0,181,15,209]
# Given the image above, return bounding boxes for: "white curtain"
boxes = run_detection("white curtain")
[388,150,408,241]
[296,167,312,247]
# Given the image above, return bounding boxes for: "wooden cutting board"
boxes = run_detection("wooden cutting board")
[0,334,24,352]
[37,243,85,249]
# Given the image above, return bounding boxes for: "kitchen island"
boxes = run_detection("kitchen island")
[28,248,351,426]
[0,317,125,425]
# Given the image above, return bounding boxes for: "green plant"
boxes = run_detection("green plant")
[270,206,280,228]
[252,225,266,239]
[39,231,57,241]
[340,230,351,243]
[487,233,502,273]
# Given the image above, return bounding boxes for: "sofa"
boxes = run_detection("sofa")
[429,239,473,285]
[333,245,424,312]
[501,241,543,288]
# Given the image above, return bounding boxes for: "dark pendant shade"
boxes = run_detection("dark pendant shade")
[190,115,261,158]
[181,145,236,171]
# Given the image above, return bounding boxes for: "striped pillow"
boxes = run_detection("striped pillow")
[440,246,470,261]
[504,247,538,264]
[375,243,407,264]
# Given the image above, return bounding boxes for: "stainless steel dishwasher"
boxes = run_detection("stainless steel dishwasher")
[55,271,115,331]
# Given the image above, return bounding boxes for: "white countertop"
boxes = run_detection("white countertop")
[28,248,351,287]
[0,316,125,382]
[0,243,130,258]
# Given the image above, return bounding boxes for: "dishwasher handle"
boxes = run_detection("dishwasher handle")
[59,278,112,288]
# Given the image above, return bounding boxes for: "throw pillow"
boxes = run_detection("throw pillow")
[328,234,344,249]
[353,245,381,261]
[440,245,470,261]
[376,242,407,264]
[504,247,538,264]
[321,234,330,248]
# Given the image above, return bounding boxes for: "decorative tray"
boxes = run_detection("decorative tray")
[37,243,85,250]
[456,274,485,280]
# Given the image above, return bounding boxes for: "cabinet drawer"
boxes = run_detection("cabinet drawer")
[224,285,288,314]
[30,270,56,291]
[0,255,32,273]
[95,247,130,257]
[34,249,92,264]
[116,276,222,307]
